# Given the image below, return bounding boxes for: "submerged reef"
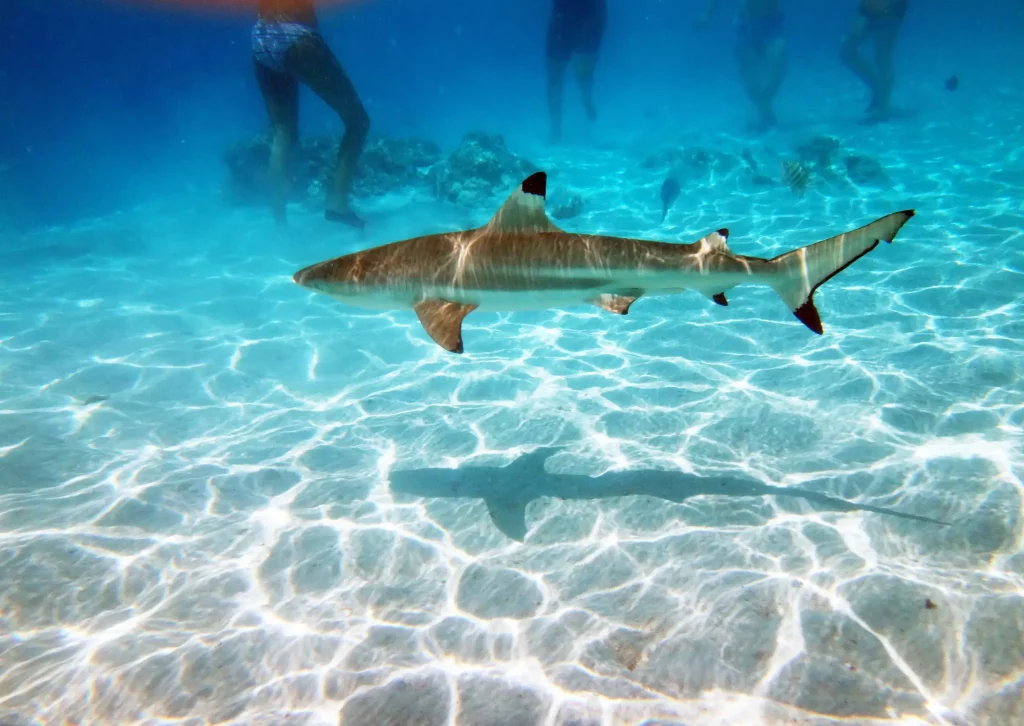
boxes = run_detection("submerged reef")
[223,129,890,215]
[222,131,537,209]
[844,153,890,186]
[356,136,443,196]
[789,135,891,190]
[640,146,741,178]
[638,135,893,200]
[223,134,442,205]
[793,134,842,169]
[427,131,539,207]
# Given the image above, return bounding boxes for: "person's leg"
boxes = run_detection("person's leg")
[758,38,787,125]
[572,6,605,123]
[734,39,775,128]
[255,59,298,225]
[573,53,598,122]
[546,19,571,141]
[839,12,876,102]
[734,14,780,129]
[734,40,761,115]
[287,33,370,227]
[867,18,902,119]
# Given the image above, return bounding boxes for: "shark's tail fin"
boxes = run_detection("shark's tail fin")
[768,210,915,333]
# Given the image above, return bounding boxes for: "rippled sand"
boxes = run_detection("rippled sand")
[1,93,1022,726]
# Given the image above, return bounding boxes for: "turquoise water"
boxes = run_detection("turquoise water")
[2,2,1024,725]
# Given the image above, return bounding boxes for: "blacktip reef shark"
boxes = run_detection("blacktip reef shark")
[293,171,915,353]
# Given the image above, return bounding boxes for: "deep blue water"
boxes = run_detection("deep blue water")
[2,0,1021,227]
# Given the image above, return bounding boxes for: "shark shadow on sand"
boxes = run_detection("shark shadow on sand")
[389,447,948,542]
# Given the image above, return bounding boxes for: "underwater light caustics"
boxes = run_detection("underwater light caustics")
[293,171,916,354]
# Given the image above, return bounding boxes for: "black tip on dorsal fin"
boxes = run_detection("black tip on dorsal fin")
[712,293,728,307]
[717,228,729,239]
[521,171,547,198]
[794,298,824,334]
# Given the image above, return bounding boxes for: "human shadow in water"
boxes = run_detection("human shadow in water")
[389,447,948,542]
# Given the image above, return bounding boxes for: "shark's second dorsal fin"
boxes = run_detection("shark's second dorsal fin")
[486,171,563,234]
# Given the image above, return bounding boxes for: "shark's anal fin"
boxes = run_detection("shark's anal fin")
[413,299,478,353]
[590,291,643,315]
[485,171,564,234]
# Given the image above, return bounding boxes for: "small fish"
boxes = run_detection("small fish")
[741,149,759,172]
[944,75,959,91]
[659,176,680,223]
[781,160,810,198]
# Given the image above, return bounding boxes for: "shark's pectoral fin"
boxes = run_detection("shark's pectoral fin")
[590,290,644,315]
[486,171,565,234]
[414,299,478,353]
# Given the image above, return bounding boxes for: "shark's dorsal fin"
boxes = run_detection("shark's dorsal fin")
[701,228,731,253]
[699,230,730,303]
[414,299,478,353]
[486,171,563,234]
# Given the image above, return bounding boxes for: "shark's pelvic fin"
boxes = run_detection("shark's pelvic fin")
[485,171,564,234]
[590,291,644,315]
[769,210,915,334]
[414,299,478,353]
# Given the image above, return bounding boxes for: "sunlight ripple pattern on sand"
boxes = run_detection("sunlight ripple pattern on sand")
[1,117,1023,726]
